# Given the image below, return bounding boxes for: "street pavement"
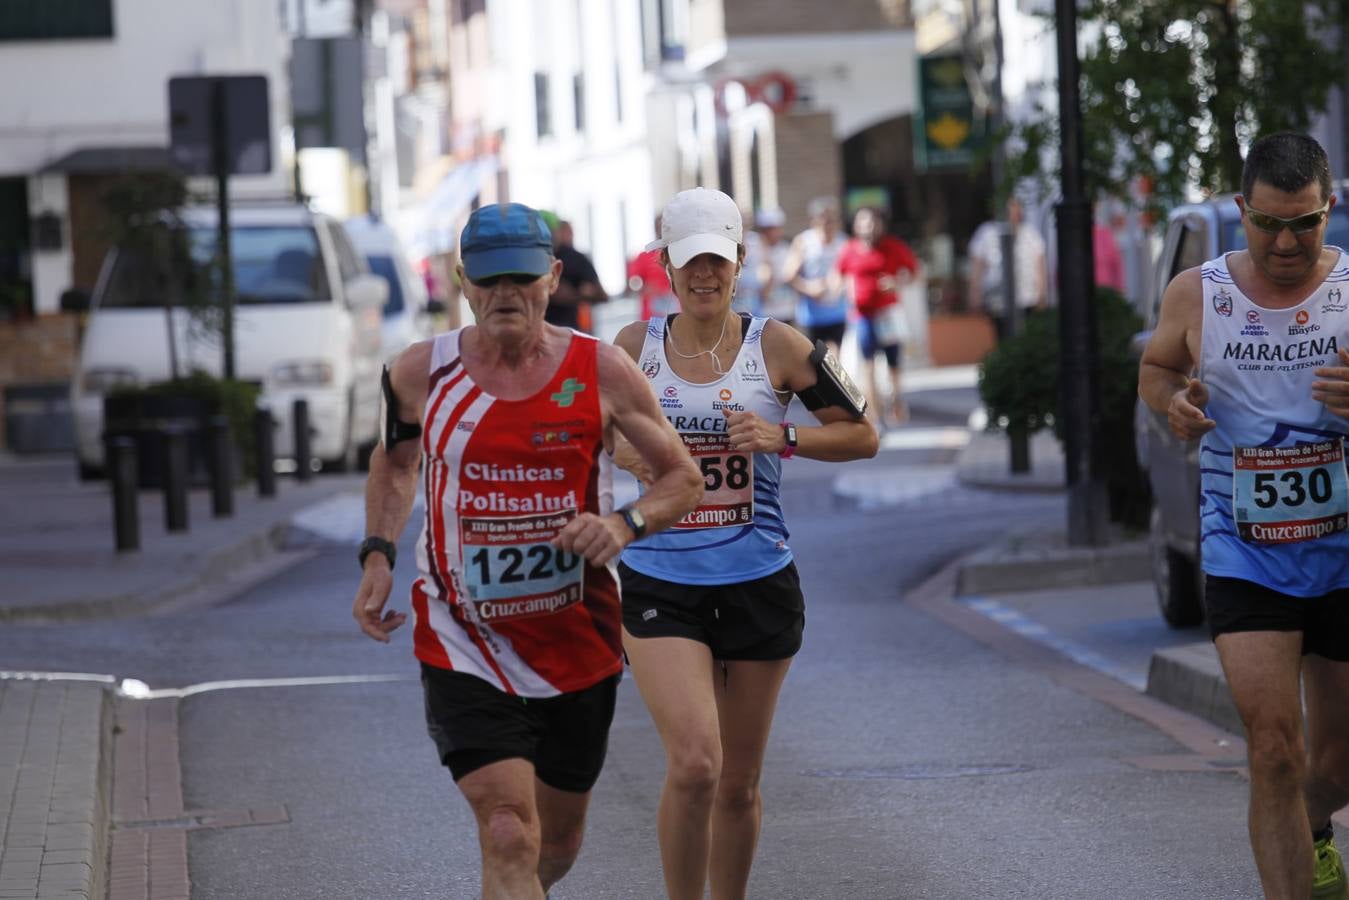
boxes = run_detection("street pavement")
[0,366,1274,899]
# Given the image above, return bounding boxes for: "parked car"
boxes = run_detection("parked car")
[67,201,387,477]
[1134,188,1349,627]
[343,214,440,360]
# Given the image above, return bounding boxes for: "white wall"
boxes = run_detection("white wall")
[710,30,919,140]
[0,0,290,188]
[0,0,292,313]
[487,0,656,295]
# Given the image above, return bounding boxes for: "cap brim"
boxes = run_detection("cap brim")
[666,234,740,269]
[462,247,553,280]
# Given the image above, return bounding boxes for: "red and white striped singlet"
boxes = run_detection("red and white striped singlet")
[411,328,622,697]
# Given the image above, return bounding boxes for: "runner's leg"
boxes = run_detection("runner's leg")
[1303,656,1349,831]
[624,630,721,900]
[1215,630,1310,900]
[708,658,794,900]
[534,779,591,890]
[458,758,547,900]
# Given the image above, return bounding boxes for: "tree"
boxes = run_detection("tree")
[1005,0,1349,210]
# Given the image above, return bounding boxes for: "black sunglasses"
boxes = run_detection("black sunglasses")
[1243,201,1331,235]
[468,272,544,288]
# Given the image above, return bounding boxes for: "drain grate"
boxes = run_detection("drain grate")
[806,763,1032,781]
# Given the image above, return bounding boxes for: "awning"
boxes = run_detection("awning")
[40,145,178,174]
[407,155,499,258]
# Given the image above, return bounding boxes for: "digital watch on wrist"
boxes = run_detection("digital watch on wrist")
[618,506,647,539]
[780,422,799,459]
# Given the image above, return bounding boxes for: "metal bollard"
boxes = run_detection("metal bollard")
[106,435,140,552]
[162,425,189,532]
[254,407,277,497]
[1009,421,1031,474]
[293,398,312,482]
[207,415,234,518]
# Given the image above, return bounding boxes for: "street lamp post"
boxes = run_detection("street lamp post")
[1054,0,1110,546]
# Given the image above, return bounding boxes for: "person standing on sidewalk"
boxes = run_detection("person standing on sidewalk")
[611,187,878,900]
[352,202,703,900]
[1138,131,1349,900]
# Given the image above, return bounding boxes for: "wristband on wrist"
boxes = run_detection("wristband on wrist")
[358,536,397,570]
[780,422,798,459]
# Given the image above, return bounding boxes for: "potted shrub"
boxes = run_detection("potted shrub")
[978,287,1149,528]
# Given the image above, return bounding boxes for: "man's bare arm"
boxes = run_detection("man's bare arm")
[1139,268,1214,439]
[599,342,703,533]
[353,342,431,642]
[554,341,702,566]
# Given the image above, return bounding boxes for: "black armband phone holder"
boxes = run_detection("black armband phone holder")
[381,366,423,449]
[795,340,868,418]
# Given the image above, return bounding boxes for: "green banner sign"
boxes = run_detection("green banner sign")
[914,53,985,172]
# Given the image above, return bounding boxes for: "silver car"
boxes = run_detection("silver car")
[1135,188,1349,627]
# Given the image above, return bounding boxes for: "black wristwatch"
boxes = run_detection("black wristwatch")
[618,506,647,539]
[780,422,799,459]
[358,536,398,570]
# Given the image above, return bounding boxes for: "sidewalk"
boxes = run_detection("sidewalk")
[0,453,358,899]
[950,426,1238,739]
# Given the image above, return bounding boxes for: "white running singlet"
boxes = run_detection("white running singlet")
[621,314,793,585]
[1197,250,1349,596]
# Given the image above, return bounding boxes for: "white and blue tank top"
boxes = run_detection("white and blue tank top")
[621,314,793,585]
[1198,250,1349,596]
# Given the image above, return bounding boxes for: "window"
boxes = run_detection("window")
[573,72,586,133]
[100,226,331,309]
[0,0,114,41]
[1172,220,1209,279]
[535,73,553,138]
[326,222,366,282]
[367,256,405,316]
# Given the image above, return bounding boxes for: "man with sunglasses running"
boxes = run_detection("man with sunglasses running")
[353,202,703,899]
[1140,132,1349,900]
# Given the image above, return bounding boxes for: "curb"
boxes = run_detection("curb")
[954,533,1240,739]
[0,678,114,900]
[1145,642,1241,736]
[956,536,1151,596]
[0,522,292,625]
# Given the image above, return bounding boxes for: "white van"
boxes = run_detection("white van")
[69,202,387,475]
[343,214,439,359]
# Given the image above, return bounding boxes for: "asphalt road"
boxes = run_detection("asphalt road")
[0,428,1264,899]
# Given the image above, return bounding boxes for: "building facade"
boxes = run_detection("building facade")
[0,0,293,319]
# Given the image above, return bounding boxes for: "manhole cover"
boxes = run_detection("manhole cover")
[805,763,1032,781]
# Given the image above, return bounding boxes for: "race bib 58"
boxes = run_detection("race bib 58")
[675,432,754,529]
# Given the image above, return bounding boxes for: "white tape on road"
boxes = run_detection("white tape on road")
[118,673,417,699]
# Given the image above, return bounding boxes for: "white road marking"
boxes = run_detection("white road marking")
[119,674,416,699]
[832,464,959,509]
[961,597,1147,691]
[0,670,117,684]
[879,427,971,451]
[0,670,414,698]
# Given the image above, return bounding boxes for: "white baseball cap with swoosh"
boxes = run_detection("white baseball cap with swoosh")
[645,187,743,268]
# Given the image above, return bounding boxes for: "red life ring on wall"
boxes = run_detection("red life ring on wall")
[749,71,797,114]
[713,72,798,117]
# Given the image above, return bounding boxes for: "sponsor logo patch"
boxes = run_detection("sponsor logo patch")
[1213,290,1233,317]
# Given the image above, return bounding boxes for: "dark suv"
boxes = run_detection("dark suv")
[1134,189,1349,627]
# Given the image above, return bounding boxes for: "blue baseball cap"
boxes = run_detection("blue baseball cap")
[459,203,554,280]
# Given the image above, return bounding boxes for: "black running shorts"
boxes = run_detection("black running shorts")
[1203,575,1349,661]
[420,663,619,792]
[618,561,805,661]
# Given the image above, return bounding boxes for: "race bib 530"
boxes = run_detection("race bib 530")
[1232,440,1349,544]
